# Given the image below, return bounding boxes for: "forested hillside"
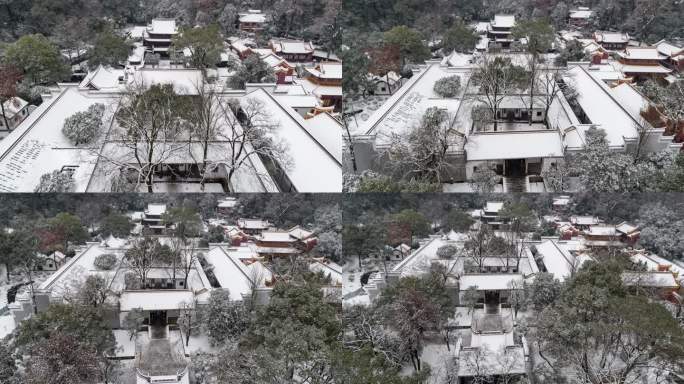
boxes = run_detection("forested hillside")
[0,0,340,42]
[342,0,684,43]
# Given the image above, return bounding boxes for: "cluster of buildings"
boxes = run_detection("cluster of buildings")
[0,15,343,193]
[559,31,682,83]
[3,199,340,382]
[351,13,683,192]
[127,17,342,113]
[344,198,682,383]
[7,237,273,382]
[228,36,342,111]
[0,67,342,194]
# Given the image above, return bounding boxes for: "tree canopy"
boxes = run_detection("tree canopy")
[3,34,69,85]
[172,24,224,71]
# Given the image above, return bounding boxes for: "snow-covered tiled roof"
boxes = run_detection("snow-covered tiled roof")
[244,87,342,192]
[460,273,523,291]
[534,240,590,281]
[616,47,667,61]
[584,225,617,236]
[362,63,467,142]
[594,31,630,44]
[131,69,204,95]
[622,271,678,288]
[119,290,194,311]
[203,247,256,300]
[79,65,125,91]
[465,131,564,161]
[271,39,314,55]
[608,83,652,126]
[217,197,238,208]
[145,203,167,216]
[258,231,294,242]
[0,86,119,192]
[237,218,271,229]
[655,40,684,57]
[571,216,599,225]
[239,12,266,23]
[564,65,642,147]
[615,222,638,234]
[615,63,671,74]
[288,225,314,240]
[484,201,504,213]
[281,42,313,54]
[492,15,515,28]
[300,113,342,163]
[305,63,342,80]
[569,8,593,19]
[148,19,178,35]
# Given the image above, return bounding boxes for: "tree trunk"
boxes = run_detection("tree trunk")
[227,167,236,190]
[529,87,534,126]
[493,106,498,131]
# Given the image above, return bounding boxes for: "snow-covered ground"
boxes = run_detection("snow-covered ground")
[181,333,220,355]
[342,261,363,296]
[114,329,136,358]
[400,336,454,383]
[345,95,391,135]
[0,314,16,339]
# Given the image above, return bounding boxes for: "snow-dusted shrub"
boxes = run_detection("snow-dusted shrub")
[34,170,74,192]
[206,290,249,346]
[433,75,461,98]
[62,103,105,145]
[436,244,458,259]
[94,253,117,270]
[17,83,50,104]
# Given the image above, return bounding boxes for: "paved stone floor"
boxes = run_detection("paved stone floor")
[138,339,187,376]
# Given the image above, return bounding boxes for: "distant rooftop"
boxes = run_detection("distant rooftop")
[491,15,516,28]
[147,19,178,35]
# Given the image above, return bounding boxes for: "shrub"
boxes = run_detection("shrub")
[93,253,117,270]
[34,170,74,192]
[62,103,105,145]
[436,244,458,259]
[433,75,462,98]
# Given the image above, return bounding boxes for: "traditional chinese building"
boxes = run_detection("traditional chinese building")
[487,15,516,49]
[238,10,267,32]
[143,19,179,56]
[593,31,630,50]
[0,97,29,131]
[269,39,315,62]
[568,7,593,27]
[655,39,684,73]
[614,47,672,82]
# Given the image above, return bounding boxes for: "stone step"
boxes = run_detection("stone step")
[504,176,527,193]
